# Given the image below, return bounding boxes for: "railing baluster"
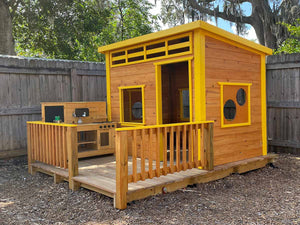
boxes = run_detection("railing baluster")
[176,126,181,172]
[55,126,59,166]
[170,126,174,173]
[156,128,161,177]
[188,124,193,169]
[194,124,199,168]
[141,129,146,180]
[62,127,67,169]
[132,130,137,182]
[182,125,187,170]
[163,127,168,175]
[200,123,205,168]
[149,128,153,178]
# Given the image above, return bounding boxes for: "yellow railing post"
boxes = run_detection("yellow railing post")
[115,131,128,209]
[67,126,79,190]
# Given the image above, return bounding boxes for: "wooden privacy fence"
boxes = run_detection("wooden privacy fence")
[266,54,300,154]
[0,55,106,158]
[115,121,214,209]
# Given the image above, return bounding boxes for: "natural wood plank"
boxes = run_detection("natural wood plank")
[170,126,175,173]
[182,125,187,170]
[149,128,153,178]
[140,130,146,180]
[156,128,161,177]
[67,126,79,190]
[132,130,137,182]
[163,127,168,175]
[176,126,180,172]
[115,131,128,210]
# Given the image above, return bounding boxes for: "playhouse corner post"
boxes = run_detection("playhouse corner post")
[204,123,214,171]
[115,131,128,209]
[67,126,80,191]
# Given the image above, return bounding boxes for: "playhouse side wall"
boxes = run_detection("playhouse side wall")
[205,36,263,166]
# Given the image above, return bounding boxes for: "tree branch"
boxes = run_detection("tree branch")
[188,0,253,24]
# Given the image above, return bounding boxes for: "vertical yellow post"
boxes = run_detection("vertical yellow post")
[115,131,128,209]
[194,29,206,122]
[105,52,112,121]
[261,54,267,155]
[67,126,79,190]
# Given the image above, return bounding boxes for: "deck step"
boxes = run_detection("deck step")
[73,174,116,195]
[31,162,68,178]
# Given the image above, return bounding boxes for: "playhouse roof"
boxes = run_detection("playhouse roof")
[98,20,272,55]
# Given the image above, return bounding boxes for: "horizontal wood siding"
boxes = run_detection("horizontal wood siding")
[205,37,263,165]
[266,54,300,154]
[0,56,106,158]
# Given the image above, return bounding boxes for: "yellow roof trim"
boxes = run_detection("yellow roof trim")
[98,20,272,55]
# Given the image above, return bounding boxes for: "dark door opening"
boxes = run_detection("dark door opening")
[161,61,189,124]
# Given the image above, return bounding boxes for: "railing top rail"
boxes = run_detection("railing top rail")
[115,121,214,131]
[27,121,78,127]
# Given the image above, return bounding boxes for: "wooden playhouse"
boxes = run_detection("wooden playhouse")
[27,21,275,209]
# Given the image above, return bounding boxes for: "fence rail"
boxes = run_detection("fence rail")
[115,121,214,209]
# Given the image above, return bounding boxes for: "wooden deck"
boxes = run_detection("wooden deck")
[31,153,277,207]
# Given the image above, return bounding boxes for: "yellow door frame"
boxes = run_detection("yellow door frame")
[154,56,193,125]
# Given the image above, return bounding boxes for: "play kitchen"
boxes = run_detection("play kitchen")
[41,102,117,158]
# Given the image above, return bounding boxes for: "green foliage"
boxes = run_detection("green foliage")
[12,0,159,61]
[274,19,300,55]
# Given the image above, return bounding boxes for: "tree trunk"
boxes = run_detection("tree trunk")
[0,0,15,55]
[251,0,277,49]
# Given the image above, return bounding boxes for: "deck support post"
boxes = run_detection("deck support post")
[115,131,128,209]
[67,126,80,190]
[203,123,214,170]
[27,123,34,174]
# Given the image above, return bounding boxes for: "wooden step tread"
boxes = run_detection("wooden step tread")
[73,174,116,194]
[31,162,68,178]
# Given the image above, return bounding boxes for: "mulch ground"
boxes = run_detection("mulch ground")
[0,154,299,225]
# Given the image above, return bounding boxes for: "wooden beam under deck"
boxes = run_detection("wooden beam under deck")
[30,154,277,209]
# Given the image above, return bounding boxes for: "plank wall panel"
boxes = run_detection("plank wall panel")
[205,36,262,165]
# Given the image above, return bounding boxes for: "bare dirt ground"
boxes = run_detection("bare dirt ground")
[0,154,299,225]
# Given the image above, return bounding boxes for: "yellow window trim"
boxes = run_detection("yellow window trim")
[118,85,145,125]
[105,53,112,121]
[218,82,252,128]
[155,57,193,125]
[110,32,193,67]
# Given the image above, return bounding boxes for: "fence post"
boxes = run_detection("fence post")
[67,126,79,190]
[115,131,128,209]
[203,123,214,170]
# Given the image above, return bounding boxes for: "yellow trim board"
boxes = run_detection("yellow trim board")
[261,55,267,156]
[105,52,112,121]
[98,20,272,55]
[27,121,77,127]
[116,121,214,131]
[155,57,193,125]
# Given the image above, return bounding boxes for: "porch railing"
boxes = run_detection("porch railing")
[115,121,214,209]
[27,122,78,189]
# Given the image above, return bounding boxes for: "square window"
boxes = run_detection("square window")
[119,85,145,125]
[218,82,252,128]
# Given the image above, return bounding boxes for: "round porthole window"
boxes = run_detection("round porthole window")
[236,88,246,106]
[132,102,142,119]
[224,100,236,120]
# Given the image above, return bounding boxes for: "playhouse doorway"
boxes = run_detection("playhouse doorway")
[161,61,190,124]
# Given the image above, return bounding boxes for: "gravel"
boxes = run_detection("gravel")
[0,154,299,225]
